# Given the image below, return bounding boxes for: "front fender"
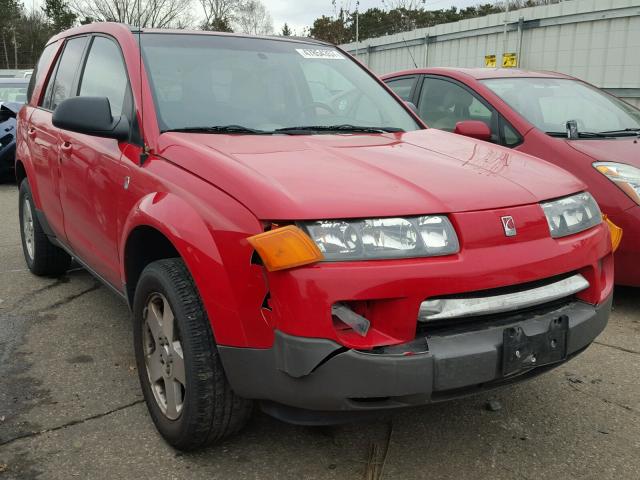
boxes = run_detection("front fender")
[121,191,270,347]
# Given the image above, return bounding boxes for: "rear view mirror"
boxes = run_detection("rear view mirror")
[52,96,129,141]
[454,120,491,141]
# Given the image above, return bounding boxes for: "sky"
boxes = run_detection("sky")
[266,0,486,34]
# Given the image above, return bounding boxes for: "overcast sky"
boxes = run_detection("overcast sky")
[266,0,486,34]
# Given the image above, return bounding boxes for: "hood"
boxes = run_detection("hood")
[567,137,640,169]
[157,128,585,220]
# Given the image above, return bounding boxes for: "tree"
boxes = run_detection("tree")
[43,0,77,32]
[0,0,22,68]
[309,12,350,45]
[199,0,240,31]
[281,22,291,36]
[71,0,194,28]
[234,0,273,35]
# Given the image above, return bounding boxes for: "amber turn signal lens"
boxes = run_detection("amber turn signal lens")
[603,214,623,253]
[247,225,324,272]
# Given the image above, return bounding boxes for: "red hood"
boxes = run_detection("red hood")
[567,137,640,168]
[157,129,585,220]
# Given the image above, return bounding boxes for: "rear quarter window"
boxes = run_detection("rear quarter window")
[27,42,58,104]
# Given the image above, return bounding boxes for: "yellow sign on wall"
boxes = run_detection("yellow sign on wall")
[502,52,518,68]
[484,55,496,67]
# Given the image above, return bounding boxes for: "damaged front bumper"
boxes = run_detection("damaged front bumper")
[218,295,611,422]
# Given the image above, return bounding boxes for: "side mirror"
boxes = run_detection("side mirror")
[53,96,129,141]
[454,120,491,141]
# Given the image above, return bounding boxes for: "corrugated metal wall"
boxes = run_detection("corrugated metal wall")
[341,0,640,107]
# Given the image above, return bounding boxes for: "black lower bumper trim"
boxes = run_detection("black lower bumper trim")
[218,295,611,417]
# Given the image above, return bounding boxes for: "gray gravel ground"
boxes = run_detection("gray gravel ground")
[0,183,638,480]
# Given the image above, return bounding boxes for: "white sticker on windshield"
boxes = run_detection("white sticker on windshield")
[296,48,345,60]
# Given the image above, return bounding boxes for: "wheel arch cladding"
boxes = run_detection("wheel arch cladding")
[121,192,270,348]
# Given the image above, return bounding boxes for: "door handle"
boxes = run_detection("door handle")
[60,142,73,154]
[27,128,36,138]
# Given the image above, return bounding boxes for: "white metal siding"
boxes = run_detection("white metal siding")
[341,0,640,105]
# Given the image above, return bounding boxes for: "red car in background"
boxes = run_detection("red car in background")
[383,68,640,286]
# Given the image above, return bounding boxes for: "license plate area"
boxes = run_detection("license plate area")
[502,315,568,376]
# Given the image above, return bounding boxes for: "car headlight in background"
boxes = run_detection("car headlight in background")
[301,216,460,261]
[541,192,602,238]
[593,162,640,205]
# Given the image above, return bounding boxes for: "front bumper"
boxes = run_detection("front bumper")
[219,294,611,416]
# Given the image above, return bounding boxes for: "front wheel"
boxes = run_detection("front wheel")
[133,258,252,450]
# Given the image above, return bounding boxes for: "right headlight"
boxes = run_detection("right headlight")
[300,216,460,261]
[593,162,640,205]
[541,192,602,238]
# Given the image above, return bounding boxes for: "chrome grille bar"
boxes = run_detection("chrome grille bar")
[419,274,589,322]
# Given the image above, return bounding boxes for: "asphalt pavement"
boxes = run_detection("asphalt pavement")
[0,183,638,480]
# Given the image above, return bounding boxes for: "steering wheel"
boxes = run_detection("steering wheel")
[301,102,336,116]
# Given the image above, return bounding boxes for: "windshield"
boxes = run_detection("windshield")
[0,83,27,103]
[140,34,420,134]
[482,78,640,136]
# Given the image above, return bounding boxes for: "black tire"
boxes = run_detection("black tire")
[133,258,253,451]
[19,179,72,276]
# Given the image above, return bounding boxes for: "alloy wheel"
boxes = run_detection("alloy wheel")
[143,293,186,420]
[22,196,35,261]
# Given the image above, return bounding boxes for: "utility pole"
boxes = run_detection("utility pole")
[501,0,509,68]
[355,1,360,59]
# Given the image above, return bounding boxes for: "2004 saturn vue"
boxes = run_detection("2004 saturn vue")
[16,23,614,451]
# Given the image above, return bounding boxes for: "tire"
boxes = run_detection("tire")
[133,258,253,451]
[19,179,72,276]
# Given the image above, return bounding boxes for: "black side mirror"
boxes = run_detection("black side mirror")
[53,96,129,141]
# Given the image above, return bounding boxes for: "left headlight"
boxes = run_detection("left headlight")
[593,162,640,205]
[541,192,602,238]
[300,216,460,261]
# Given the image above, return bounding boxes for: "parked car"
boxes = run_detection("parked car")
[17,24,614,451]
[0,78,28,180]
[383,68,639,286]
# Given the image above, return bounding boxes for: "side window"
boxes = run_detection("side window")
[42,36,88,110]
[79,37,129,117]
[27,42,58,103]
[501,118,523,147]
[385,76,415,101]
[418,77,494,134]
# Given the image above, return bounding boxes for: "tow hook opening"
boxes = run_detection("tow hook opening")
[332,302,370,337]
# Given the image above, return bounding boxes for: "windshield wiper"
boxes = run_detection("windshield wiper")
[545,131,614,139]
[162,125,272,134]
[597,128,640,136]
[274,124,404,134]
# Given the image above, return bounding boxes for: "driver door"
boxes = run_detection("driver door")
[57,35,133,287]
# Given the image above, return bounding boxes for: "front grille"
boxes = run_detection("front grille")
[416,298,577,337]
[416,272,588,336]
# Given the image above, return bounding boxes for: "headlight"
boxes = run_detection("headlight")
[541,192,602,238]
[593,162,640,205]
[300,216,460,261]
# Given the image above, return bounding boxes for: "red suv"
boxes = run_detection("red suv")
[17,24,613,450]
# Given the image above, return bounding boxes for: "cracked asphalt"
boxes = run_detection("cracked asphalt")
[0,183,639,479]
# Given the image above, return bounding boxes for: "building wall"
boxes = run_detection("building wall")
[341,0,640,106]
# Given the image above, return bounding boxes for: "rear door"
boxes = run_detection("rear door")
[57,35,133,287]
[27,36,89,239]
